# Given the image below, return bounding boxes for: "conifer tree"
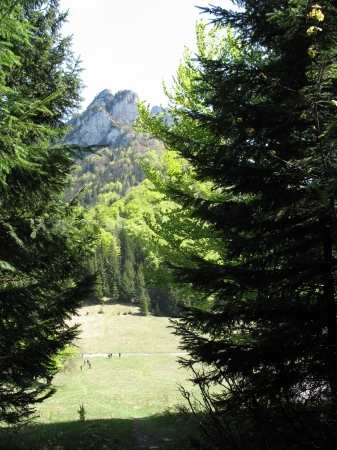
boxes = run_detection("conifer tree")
[119,229,136,302]
[136,264,150,315]
[0,0,97,425]
[139,291,150,316]
[106,244,121,301]
[138,2,337,448]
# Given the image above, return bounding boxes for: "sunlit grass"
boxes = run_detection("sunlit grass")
[0,304,202,449]
[36,354,194,422]
[38,303,193,423]
[70,303,182,354]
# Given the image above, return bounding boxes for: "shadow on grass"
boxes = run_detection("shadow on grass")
[0,412,204,450]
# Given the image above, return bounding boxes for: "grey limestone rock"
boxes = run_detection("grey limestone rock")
[65,89,139,148]
[105,90,139,124]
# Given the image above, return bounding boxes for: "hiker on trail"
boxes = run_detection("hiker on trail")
[87,359,89,365]
[80,366,82,371]
[119,353,121,358]
[89,362,91,369]
[83,360,86,365]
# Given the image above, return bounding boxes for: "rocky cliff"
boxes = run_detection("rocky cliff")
[64,89,166,206]
[65,89,139,148]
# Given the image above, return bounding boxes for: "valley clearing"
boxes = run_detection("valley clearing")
[0,304,202,450]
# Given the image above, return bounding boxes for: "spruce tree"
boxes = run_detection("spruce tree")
[0,0,97,425]
[139,2,337,448]
[119,229,136,302]
[106,243,121,301]
[139,291,150,316]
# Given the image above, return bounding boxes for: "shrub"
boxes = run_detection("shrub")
[77,404,86,421]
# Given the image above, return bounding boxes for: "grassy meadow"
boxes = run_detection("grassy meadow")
[0,304,204,450]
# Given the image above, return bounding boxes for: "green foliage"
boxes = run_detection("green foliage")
[138,4,337,449]
[77,404,86,421]
[65,137,164,207]
[66,128,186,314]
[47,346,77,383]
[82,173,183,314]
[0,0,98,426]
[139,291,150,316]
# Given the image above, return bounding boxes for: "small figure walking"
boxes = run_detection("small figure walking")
[119,353,121,358]
[80,365,82,371]
[89,362,91,369]
[87,359,89,365]
[83,360,86,365]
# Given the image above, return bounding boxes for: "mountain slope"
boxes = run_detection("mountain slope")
[64,89,179,315]
[65,89,164,205]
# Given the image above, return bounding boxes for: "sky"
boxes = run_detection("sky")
[59,0,235,110]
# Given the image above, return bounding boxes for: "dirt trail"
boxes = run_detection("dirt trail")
[133,417,160,450]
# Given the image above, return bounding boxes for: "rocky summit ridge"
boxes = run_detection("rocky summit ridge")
[65,89,140,148]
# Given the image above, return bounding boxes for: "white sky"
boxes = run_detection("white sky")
[59,0,235,110]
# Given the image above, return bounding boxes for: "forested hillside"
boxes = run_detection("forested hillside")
[64,90,182,315]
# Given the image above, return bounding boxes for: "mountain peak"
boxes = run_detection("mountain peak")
[66,89,140,147]
[88,89,139,124]
[89,89,114,108]
[105,90,139,124]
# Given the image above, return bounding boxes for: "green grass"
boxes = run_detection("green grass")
[37,355,194,421]
[0,305,203,450]
[70,303,182,354]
